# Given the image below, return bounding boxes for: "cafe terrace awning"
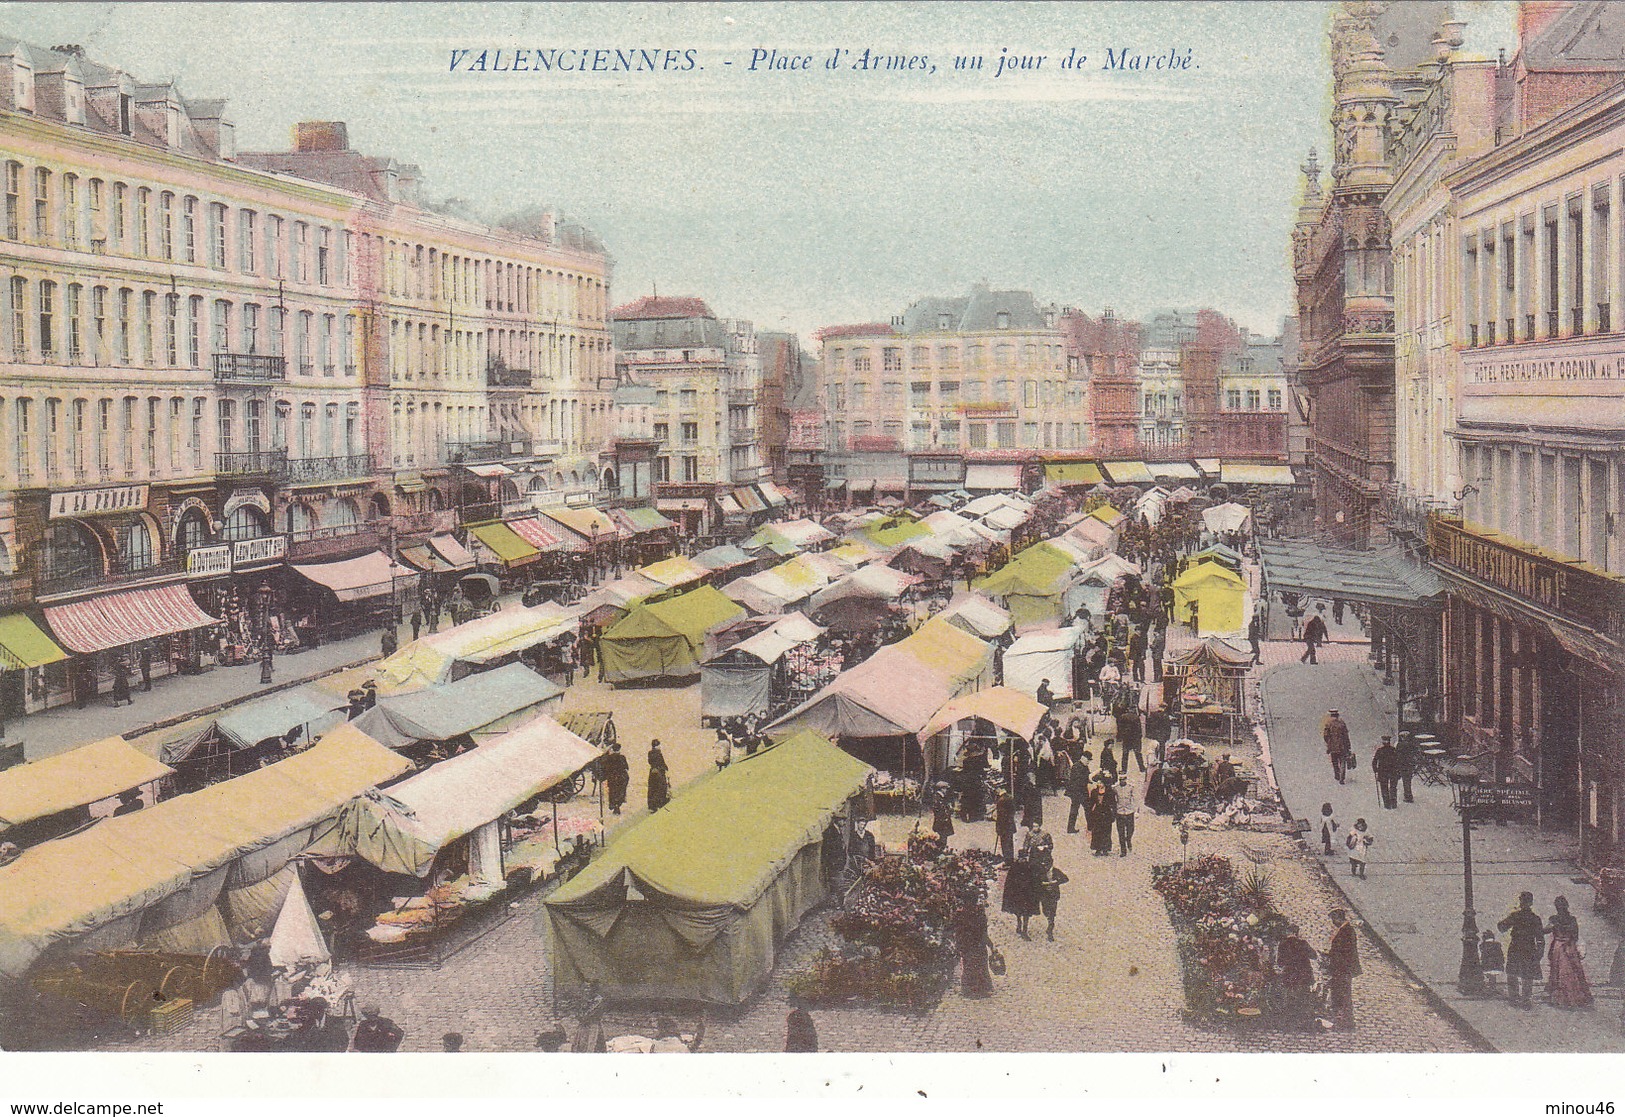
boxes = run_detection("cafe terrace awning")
[43,584,220,656]
[427,535,476,571]
[507,517,575,554]
[1100,461,1156,485]
[964,464,1022,492]
[1255,538,1445,609]
[468,522,541,568]
[0,725,408,981]
[1044,462,1104,487]
[0,613,67,669]
[1221,463,1298,486]
[331,715,601,878]
[0,737,174,831]
[291,551,418,603]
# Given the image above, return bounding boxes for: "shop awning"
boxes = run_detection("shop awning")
[756,481,792,507]
[334,715,600,878]
[398,544,455,574]
[732,487,766,514]
[1148,462,1201,480]
[468,523,541,568]
[507,518,573,553]
[656,498,710,514]
[463,463,513,478]
[213,688,345,753]
[1256,538,1445,609]
[1044,462,1104,486]
[1100,461,1155,484]
[291,551,417,603]
[540,506,619,544]
[825,479,847,490]
[0,737,173,830]
[716,494,744,516]
[1220,463,1298,486]
[0,613,68,670]
[43,584,220,656]
[426,535,476,571]
[964,464,1022,491]
[356,663,564,748]
[611,506,678,535]
[1195,458,1222,477]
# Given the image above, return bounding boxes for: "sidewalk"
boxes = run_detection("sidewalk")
[12,627,389,761]
[1259,653,1625,1052]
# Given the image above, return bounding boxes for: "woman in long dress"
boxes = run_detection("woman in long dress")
[1001,850,1039,938]
[1544,895,1593,1009]
[954,903,994,998]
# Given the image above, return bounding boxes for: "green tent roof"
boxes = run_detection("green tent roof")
[859,518,931,549]
[549,731,871,908]
[976,541,1076,596]
[602,584,745,646]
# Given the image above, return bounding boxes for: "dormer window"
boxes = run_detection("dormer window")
[937,313,952,330]
[996,311,1011,330]
[118,94,131,135]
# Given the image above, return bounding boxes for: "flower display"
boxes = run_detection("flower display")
[1152,855,1291,1019]
[787,834,998,1008]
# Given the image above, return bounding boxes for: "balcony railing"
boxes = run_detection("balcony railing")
[286,453,376,484]
[216,449,289,478]
[287,523,384,563]
[35,555,188,599]
[447,440,508,464]
[487,365,532,388]
[393,509,459,536]
[729,389,756,407]
[213,353,287,381]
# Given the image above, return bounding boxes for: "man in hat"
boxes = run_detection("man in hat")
[1371,735,1401,810]
[1322,709,1352,784]
[1498,892,1545,1008]
[346,1008,399,1053]
[1301,604,1329,664]
[600,742,630,815]
[1322,909,1361,1031]
[1064,750,1093,834]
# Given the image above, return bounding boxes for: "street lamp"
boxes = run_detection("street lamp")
[257,582,274,685]
[1447,756,1484,995]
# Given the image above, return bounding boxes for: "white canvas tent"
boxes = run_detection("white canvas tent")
[1003,625,1084,700]
[266,867,329,970]
[1202,501,1252,535]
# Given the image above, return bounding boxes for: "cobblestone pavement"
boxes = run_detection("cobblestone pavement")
[1261,656,1625,1054]
[94,673,1473,1054]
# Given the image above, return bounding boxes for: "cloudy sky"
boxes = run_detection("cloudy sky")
[4,2,1516,343]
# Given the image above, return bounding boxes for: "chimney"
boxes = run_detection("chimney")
[890,315,904,328]
[294,120,349,153]
[1103,307,1116,321]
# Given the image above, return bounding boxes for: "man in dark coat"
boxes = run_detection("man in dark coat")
[1396,734,1422,803]
[1371,735,1401,809]
[380,627,398,658]
[1247,610,1263,665]
[1325,909,1361,1031]
[1274,924,1317,1026]
[784,999,818,1052]
[600,742,631,815]
[993,790,1017,865]
[1064,752,1092,834]
[1127,626,1148,684]
[646,740,671,812]
[1116,707,1145,773]
[1035,678,1055,709]
[1301,607,1329,664]
[1498,891,1545,1007]
[1322,709,1352,784]
[350,1005,404,1052]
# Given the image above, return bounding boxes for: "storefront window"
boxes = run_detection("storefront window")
[41,521,100,583]
[222,505,268,542]
[118,521,155,572]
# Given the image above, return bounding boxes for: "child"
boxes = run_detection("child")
[1319,802,1339,857]
[1478,929,1505,996]
[1345,817,1373,878]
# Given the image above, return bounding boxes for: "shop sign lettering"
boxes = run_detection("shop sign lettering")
[49,484,149,519]
[186,545,233,578]
[233,535,288,566]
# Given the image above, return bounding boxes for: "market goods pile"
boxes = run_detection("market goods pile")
[1152,854,1293,1019]
[787,832,998,1008]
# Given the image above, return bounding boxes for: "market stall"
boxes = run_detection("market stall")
[598,586,746,686]
[806,565,919,636]
[160,686,344,792]
[700,614,826,720]
[690,545,759,579]
[937,594,1013,641]
[746,519,836,553]
[0,737,173,848]
[353,663,564,758]
[1163,637,1252,747]
[368,603,578,693]
[975,541,1089,630]
[917,686,1047,783]
[1171,559,1249,636]
[1003,625,1086,701]
[545,731,871,1005]
[1201,501,1252,536]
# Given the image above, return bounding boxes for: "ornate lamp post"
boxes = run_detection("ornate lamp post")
[1447,756,1484,995]
[257,582,274,685]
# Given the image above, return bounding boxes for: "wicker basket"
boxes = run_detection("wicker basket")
[149,997,193,1035]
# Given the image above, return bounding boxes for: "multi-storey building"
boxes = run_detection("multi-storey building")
[818,284,1085,499]
[1135,347,1185,449]
[756,330,805,486]
[610,296,765,536]
[1386,1,1625,875]
[0,38,614,717]
[1292,2,1450,548]
[1057,307,1137,458]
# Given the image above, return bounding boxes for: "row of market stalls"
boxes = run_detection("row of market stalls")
[1042,459,1297,491]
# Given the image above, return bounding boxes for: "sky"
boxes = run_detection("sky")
[3,1,1517,345]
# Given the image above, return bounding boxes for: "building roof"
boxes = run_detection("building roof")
[816,322,896,342]
[612,295,715,321]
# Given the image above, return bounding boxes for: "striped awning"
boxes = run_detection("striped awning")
[43,584,220,656]
[733,486,766,514]
[508,517,573,553]
[0,614,68,669]
[426,535,476,571]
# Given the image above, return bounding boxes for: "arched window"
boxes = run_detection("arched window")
[176,507,211,555]
[118,517,156,572]
[286,503,316,533]
[41,521,102,583]
[527,475,546,494]
[369,492,390,520]
[321,498,359,529]
[223,505,268,542]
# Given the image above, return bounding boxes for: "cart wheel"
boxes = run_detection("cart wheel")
[158,965,192,1003]
[570,770,587,797]
[119,981,146,1026]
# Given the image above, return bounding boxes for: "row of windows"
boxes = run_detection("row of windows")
[366,232,608,323]
[383,316,609,386]
[1,158,349,286]
[827,418,1088,451]
[827,378,1087,410]
[828,342,1067,373]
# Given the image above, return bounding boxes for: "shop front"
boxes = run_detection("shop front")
[287,551,419,642]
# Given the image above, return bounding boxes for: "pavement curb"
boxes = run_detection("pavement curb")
[1257,663,1498,1054]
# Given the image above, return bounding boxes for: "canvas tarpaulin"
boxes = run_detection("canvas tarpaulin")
[1172,559,1249,636]
[1045,462,1105,487]
[0,725,407,979]
[0,737,173,831]
[354,662,563,748]
[700,615,824,719]
[920,686,1047,743]
[1202,502,1252,535]
[599,585,746,684]
[636,556,711,590]
[546,731,871,1004]
[806,565,917,613]
[212,688,343,752]
[468,522,541,568]
[692,545,756,574]
[937,594,1012,640]
[1220,463,1297,486]
[290,551,417,603]
[372,607,579,691]
[1004,625,1085,700]
[331,715,599,878]
[976,542,1086,629]
[747,519,834,551]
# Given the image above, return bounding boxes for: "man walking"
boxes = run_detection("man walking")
[600,742,630,815]
[1322,708,1352,784]
[1114,772,1139,857]
[1247,610,1263,666]
[1149,622,1166,683]
[1128,625,1148,684]
[1301,605,1329,664]
[647,739,671,812]
[1064,751,1092,834]
[1323,909,1361,1031]
[1498,892,1545,1008]
[1372,735,1401,809]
